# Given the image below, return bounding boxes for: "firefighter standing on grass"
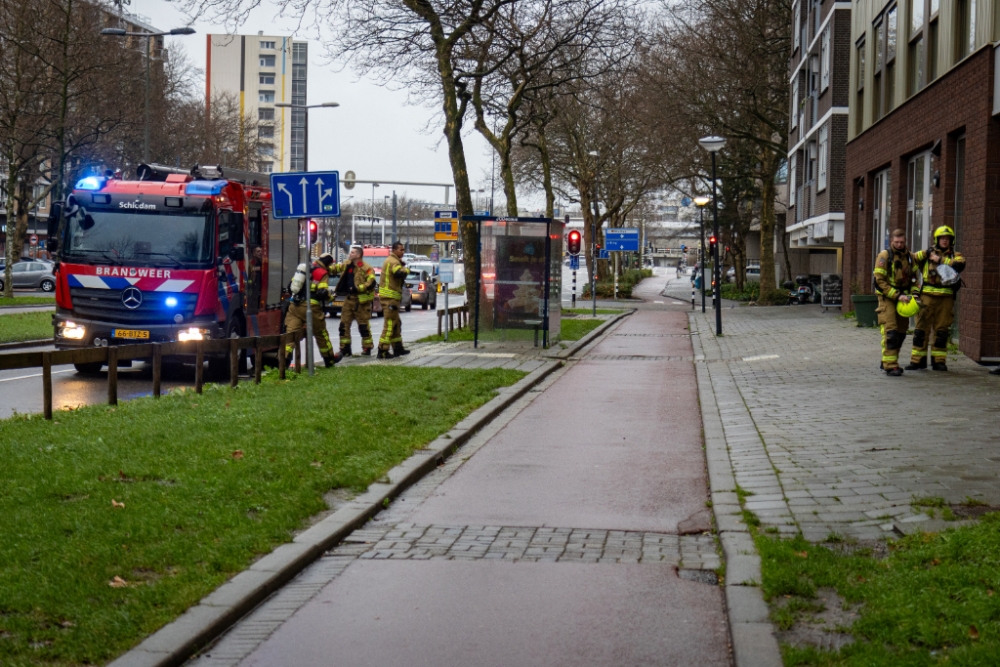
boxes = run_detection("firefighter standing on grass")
[906,226,965,372]
[284,254,341,368]
[330,246,377,357]
[378,242,411,359]
[873,229,917,376]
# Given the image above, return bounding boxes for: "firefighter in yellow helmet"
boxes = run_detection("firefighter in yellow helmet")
[906,225,965,371]
[873,229,917,376]
[329,245,377,356]
[284,254,341,367]
[377,242,410,359]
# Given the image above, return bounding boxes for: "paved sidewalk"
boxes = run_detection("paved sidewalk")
[187,291,732,667]
[691,304,1000,541]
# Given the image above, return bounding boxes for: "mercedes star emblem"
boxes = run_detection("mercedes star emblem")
[122,286,143,310]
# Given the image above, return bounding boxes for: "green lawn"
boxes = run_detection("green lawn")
[563,308,624,315]
[758,514,1000,666]
[0,296,55,307]
[560,318,604,340]
[418,328,475,343]
[0,311,53,343]
[0,365,524,667]
[418,317,605,344]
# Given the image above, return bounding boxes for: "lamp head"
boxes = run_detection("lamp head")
[319,102,340,107]
[694,196,711,207]
[101,28,127,36]
[698,135,727,153]
[169,27,196,35]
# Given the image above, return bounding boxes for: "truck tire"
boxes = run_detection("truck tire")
[74,362,103,374]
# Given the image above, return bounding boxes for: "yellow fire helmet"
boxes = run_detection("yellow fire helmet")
[897,297,920,318]
[934,226,955,240]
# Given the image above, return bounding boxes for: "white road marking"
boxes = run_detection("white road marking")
[0,369,75,383]
[741,354,780,362]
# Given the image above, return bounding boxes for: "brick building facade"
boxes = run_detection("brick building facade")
[844,0,1000,362]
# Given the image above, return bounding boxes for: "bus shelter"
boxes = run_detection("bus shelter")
[465,215,563,348]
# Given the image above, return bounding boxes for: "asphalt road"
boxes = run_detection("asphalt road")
[0,301,463,420]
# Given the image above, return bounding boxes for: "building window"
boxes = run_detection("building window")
[260,41,275,49]
[856,39,866,134]
[259,91,274,103]
[259,145,274,157]
[259,55,275,67]
[791,76,799,129]
[909,0,940,94]
[820,27,831,91]
[259,73,274,85]
[906,152,932,251]
[909,37,924,94]
[818,125,828,191]
[258,125,274,139]
[955,0,976,62]
[789,153,797,208]
[793,2,800,51]
[872,169,892,268]
[261,162,273,174]
[954,135,965,241]
[885,6,896,112]
[258,108,274,121]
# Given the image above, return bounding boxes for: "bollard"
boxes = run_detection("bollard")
[152,344,162,398]
[195,342,204,394]
[42,352,52,420]
[107,347,118,405]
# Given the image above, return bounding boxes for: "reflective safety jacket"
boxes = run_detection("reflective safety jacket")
[873,248,916,301]
[913,246,965,296]
[331,260,376,303]
[379,255,408,301]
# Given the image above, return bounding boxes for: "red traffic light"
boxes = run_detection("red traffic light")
[567,230,582,256]
[308,220,318,245]
[709,235,717,245]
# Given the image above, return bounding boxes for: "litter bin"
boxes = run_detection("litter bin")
[851,294,878,327]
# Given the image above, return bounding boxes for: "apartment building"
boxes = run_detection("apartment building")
[206,33,308,173]
[786,0,853,278]
[843,0,1000,361]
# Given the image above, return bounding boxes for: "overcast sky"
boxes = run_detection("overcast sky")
[142,0,505,211]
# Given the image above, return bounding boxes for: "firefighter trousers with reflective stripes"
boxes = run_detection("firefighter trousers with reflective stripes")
[284,302,335,360]
[339,296,373,351]
[877,296,910,370]
[911,293,955,364]
[379,299,403,351]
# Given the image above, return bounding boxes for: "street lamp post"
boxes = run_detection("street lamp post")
[698,135,726,336]
[101,26,196,163]
[694,196,710,314]
[273,101,340,376]
[588,150,600,316]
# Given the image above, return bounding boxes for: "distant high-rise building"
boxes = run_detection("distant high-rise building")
[205,33,308,173]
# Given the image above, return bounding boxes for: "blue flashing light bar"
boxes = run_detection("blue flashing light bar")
[185,180,227,196]
[75,176,106,191]
[164,296,178,308]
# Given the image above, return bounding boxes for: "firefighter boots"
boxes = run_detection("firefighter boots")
[377,349,391,360]
[340,344,353,358]
[932,361,948,371]
[886,367,904,377]
[393,342,411,357]
[361,348,372,356]
[905,358,927,371]
[322,353,341,368]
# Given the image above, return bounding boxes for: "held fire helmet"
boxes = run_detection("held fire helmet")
[896,297,920,318]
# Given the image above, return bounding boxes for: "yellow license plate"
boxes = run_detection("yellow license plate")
[113,329,150,339]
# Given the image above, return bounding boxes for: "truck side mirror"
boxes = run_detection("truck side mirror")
[47,201,63,253]
[228,213,244,261]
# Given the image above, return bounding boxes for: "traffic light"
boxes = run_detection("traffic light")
[308,220,318,246]
[567,230,582,256]
[709,234,717,251]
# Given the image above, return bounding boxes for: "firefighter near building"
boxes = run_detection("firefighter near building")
[46,163,301,376]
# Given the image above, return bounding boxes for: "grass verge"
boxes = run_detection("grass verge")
[758,514,1000,665]
[560,318,604,341]
[0,365,524,667]
[0,311,53,343]
[563,308,624,315]
[720,282,761,302]
[417,328,475,343]
[0,296,55,307]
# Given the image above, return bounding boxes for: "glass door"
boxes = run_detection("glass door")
[872,169,892,269]
[907,152,932,252]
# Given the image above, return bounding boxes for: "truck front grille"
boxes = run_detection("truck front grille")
[70,288,199,324]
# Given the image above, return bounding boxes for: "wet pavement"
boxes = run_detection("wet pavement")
[185,271,732,667]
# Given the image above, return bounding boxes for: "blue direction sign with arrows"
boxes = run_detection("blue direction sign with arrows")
[604,228,640,252]
[270,171,340,219]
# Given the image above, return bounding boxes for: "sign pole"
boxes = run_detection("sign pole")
[614,252,618,300]
[572,265,577,309]
[591,219,597,316]
[302,218,315,376]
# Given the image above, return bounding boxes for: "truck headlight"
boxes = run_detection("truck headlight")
[178,327,210,342]
[58,321,86,340]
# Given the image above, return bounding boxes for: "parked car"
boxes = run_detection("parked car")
[0,261,56,292]
[745,266,761,282]
[405,269,438,310]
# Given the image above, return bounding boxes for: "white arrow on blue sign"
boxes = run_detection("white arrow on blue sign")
[270,171,341,219]
[604,228,640,252]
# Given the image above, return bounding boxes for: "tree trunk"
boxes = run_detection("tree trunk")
[3,161,21,298]
[758,151,779,297]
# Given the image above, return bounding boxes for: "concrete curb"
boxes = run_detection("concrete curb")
[551,309,634,360]
[0,338,51,351]
[689,315,783,667]
[106,359,564,667]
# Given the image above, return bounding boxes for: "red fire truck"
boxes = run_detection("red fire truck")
[48,164,303,374]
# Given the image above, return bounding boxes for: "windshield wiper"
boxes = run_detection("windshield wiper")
[96,250,123,266]
[134,251,186,268]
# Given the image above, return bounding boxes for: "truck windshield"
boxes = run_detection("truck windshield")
[63,205,213,266]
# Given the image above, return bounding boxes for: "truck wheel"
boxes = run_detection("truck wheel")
[74,362,103,374]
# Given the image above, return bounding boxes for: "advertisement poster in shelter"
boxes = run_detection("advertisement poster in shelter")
[494,236,547,328]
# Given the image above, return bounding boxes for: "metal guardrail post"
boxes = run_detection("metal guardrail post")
[229,338,239,389]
